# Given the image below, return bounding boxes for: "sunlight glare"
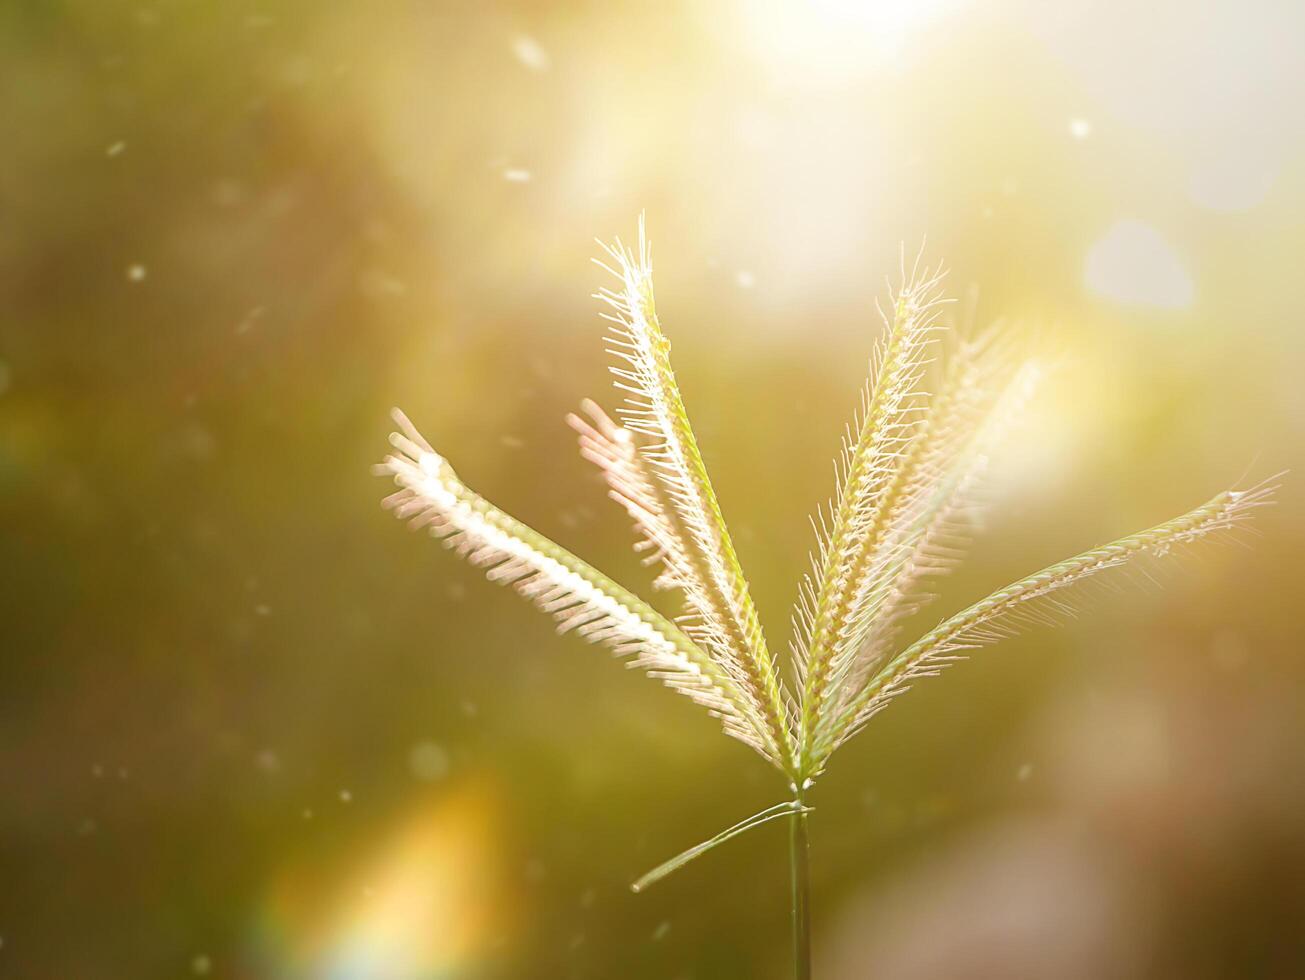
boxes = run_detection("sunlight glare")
[739,0,961,82]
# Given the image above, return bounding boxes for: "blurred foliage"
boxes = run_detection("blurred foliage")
[1,0,1303,977]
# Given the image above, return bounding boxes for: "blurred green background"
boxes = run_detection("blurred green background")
[3,1,1303,977]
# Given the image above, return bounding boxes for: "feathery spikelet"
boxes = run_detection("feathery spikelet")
[808,331,1039,751]
[814,475,1280,763]
[793,252,950,773]
[376,409,768,757]
[591,216,794,772]
[566,398,784,764]
[838,343,1043,701]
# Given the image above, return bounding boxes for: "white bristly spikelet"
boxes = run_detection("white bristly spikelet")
[377,409,769,757]
[793,252,950,774]
[814,475,1280,763]
[827,340,1045,731]
[590,216,794,772]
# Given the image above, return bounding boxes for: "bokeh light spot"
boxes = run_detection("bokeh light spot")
[1084,220,1194,309]
[408,741,450,782]
[1187,152,1277,213]
[260,786,510,980]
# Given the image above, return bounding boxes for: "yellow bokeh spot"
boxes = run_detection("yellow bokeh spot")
[261,782,511,980]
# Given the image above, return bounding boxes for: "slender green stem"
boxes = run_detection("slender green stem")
[789,798,812,980]
[631,800,807,893]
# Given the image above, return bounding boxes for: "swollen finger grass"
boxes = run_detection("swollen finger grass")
[377,219,1277,979]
